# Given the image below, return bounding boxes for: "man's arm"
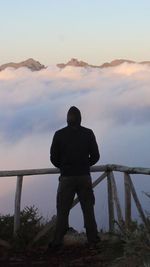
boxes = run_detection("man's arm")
[89,130,100,166]
[50,132,60,168]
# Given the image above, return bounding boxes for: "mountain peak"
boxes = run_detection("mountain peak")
[57,58,150,69]
[57,58,97,68]
[0,58,46,72]
[67,58,89,67]
[100,59,135,68]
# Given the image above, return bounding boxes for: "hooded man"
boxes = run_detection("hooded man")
[49,106,100,250]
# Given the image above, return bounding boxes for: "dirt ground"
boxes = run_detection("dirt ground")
[0,237,145,267]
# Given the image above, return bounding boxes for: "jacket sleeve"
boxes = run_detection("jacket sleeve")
[89,130,100,166]
[50,132,60,168]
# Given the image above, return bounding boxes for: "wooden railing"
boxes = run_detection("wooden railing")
[0,164,150,244]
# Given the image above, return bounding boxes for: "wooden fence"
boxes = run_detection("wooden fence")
[0,164,150,245]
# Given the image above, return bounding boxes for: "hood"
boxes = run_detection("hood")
[67,106,81,127]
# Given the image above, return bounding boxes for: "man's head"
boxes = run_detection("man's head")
[67,106,81,126]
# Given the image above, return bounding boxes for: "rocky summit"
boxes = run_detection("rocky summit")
[1,58,150,72]
[0,58,46,71]
[57,58,150,69]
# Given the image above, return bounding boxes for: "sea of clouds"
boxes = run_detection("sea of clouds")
[0,63,150,230]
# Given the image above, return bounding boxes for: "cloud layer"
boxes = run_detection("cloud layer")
[0,63,150,229]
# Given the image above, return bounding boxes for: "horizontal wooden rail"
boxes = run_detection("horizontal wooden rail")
[0,164,149,241]
[0,164,150,177]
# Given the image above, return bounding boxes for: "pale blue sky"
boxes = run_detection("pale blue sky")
[0,0,150,65]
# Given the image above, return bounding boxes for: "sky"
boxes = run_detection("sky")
[0,0,150,231]
[0,0,150,65]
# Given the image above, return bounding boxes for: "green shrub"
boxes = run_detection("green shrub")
[0,206,44,249]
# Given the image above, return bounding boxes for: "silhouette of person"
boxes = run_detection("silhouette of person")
[49,106,100,250]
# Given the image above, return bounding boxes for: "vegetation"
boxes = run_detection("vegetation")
[111,192,150,266]
[0,206,44,249]
[0,205,150,266]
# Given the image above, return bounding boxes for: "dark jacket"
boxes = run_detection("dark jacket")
[50,125,100,176]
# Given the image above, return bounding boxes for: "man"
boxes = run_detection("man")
[49,106,100,250]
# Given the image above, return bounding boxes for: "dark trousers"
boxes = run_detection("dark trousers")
[53,175,98,245]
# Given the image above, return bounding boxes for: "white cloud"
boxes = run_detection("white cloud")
[0,63,150,229]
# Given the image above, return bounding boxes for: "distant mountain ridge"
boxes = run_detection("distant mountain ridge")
[1,58,150,71]
[57,58,150,69]
[0,58,45,71]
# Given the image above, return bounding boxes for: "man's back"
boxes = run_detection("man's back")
[50,125,100,176]
[49,106,100,250]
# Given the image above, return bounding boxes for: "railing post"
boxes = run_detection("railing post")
[124,173,131,229]
[126,173,149,229]
[14,175,23,237]
[107,172,115,232]
[110,172,124,226]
